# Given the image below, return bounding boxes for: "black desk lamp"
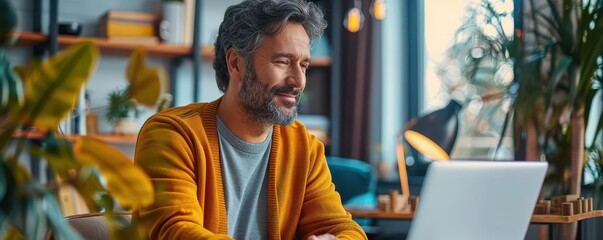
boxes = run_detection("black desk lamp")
[395,100,462,206]
[403,100,462,160]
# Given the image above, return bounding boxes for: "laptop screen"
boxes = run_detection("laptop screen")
[407,160,547,240]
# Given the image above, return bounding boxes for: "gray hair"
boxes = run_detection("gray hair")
[213,0,327,92]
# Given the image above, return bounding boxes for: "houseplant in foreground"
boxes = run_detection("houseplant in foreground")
[0,1,155,239]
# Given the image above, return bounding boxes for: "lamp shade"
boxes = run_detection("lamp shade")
[404,100,462,160]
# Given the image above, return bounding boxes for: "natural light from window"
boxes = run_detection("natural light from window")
[424,0,515,159]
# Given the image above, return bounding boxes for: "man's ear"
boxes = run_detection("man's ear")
[226,48,243,82]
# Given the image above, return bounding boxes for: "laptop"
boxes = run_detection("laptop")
[407,160,548,240]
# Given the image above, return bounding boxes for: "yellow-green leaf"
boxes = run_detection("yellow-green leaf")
[126,48,146,84]
[129,67,161,106]
[73,136,153,209]
[14,59,41,86]
[23,42,99,130]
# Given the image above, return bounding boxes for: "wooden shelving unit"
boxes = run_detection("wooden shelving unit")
[14,31,212,60]
[13,31,331,66]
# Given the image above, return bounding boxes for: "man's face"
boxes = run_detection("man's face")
[238,23,310,125]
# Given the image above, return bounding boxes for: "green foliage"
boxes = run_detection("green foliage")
[106,86,139,124]
[0,1,155,239]
[446,0,603,195]
[106,48,163,125]
[511,0,603,195]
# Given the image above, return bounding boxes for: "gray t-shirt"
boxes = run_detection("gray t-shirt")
[216,117,271,239]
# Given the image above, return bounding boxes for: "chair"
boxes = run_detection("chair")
[326,156,378,234]
[47,211,132,240]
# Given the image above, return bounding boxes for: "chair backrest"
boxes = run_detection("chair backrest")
[326,156,377,203]
[48,211,132,240]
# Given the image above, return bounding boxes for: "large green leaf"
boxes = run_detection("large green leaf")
[23,183,47,240]
[21,42,99,130]
[43,190,82,240]
[126,48,146,84]
[125,48,163,107]
[129,67,162,106]
[0,49,23,116]
[73,167,105,211]
[73,136,153,209]
[38,133,81,179]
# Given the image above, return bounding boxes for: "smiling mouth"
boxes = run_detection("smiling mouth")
[276,93,297,101]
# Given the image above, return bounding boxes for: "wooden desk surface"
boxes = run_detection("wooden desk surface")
[346,209,603,224]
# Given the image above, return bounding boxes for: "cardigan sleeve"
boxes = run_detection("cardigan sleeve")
[296,136,368,240]
[133,114,231,240]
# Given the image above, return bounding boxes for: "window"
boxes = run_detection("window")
[423,0,515,159]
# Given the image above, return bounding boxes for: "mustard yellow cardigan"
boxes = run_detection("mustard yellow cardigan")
[133,99,367,240]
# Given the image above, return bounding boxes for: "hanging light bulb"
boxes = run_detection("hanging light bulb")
[370,0,386,20]
[344,0,365,33]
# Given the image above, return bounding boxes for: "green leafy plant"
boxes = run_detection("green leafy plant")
[510,0,603,197]
[105,48,163,125]
[0,1,155,239]
[106,87,140,124]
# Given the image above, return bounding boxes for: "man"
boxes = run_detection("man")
[133,0,367,239]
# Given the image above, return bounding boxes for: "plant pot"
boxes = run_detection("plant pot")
[113,118,137,135]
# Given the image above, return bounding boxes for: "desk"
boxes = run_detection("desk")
[346,208,603,239]
[346,209,603,223]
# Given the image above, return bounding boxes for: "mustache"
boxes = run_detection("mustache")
[270,85,302,98]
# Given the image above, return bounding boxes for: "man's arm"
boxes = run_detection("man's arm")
[133,115,231,239]
[296,137,368,240]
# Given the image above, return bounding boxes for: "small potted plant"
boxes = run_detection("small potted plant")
[106,86,140,135]
[105,47,164,135]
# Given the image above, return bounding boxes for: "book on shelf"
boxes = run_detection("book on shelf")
[106,36,159,45]
[99,10,156,24]
[98,10,157,38]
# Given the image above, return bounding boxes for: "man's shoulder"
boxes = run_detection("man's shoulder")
[154,99,220,120]
[156,103,204,119]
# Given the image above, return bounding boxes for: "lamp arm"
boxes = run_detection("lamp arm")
[396,130,411,207]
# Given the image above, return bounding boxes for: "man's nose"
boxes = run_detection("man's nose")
[286,65,306,89]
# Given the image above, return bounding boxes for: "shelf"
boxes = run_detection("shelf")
[13,31,213,60]
[84,134,137,145]
[14,31,47,46]
[11,130,136,145]
[13,31,331,65]
[11,130,47,140]
[310,57,331,67]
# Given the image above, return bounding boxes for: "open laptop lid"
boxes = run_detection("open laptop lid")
[407,160,547,240]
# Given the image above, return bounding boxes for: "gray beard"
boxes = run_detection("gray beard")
[238,69,301,126]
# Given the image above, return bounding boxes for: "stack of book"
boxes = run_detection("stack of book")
[98,10,159,45]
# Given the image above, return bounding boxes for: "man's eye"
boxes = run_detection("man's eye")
[276,60,289,65]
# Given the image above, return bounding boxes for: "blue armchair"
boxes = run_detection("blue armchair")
[326,156,378,233]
